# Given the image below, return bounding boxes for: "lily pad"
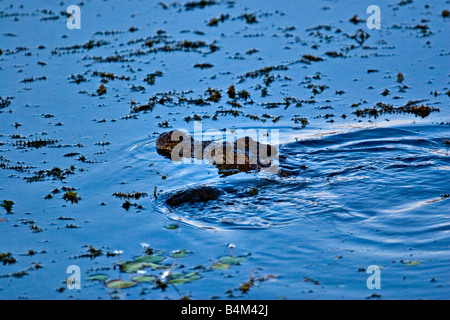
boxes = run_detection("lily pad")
[217,256,246,265]
[167,272,201,284]
[169,249,190,258]
[134,255,165,264]
[120,262,147,273]
[147,262,170,270]
[131,275,157,283]
[105,279,137,289]
[403,260,422,266]
[211,263,230,270]
[86,274,108,282]
[121,261,169,273]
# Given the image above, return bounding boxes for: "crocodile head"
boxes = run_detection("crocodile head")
[156,130,192,154]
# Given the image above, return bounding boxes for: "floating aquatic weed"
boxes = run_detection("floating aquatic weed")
[185,0,216,10]
[62,190,80,204]
[301,54,324,63]
[237,90,251,101]
[304,277,320,285]
[0,97,13,109]
[239,275,254,293]
[96,84,107,96]
[346,28,370,45]
[1,200,14,213]
[113,192,148,200]
[20,76,46,83]
[30,224,43,233]
[11,271,28,278]
[237,271,274,294]
[121,200,144,211]
[349,14,365,24]
[65,224,80,229]
[0,252,16,265]
[207,14,229,27]
[78,245,102,259]
[227,85,236,99]
[24,166,75,182]
[52,39,109,54]
[239,13,258,24]
[143,72,162,85]
[194,63,214,70]
[354,101,439,119]
[206,88,221,102]
[15,138,58,149]
[325,51,344,58]
[158,120,171,128]
[131,101,155,113]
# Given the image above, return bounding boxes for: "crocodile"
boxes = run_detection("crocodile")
[156,130,289,207]
[156,130,284,176]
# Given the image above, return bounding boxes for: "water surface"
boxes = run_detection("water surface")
[0,0,449,299]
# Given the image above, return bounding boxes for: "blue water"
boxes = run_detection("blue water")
[0,0,449,299]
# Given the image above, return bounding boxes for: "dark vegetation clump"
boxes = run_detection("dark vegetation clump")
[143,71,163,85]
[354,101,439,119]
[131,101,156,113]
[122,200,144,211]
[206,88,221,102]
[1,200,14,213]
[113,192,148,200]
[0,97,12,109]
[194,63,214,69]
[78,245,102,259]
[301,54,324,63]
[292,116,309,128]
[185,0,216,10]
[227,85,236,99]
[96,84,107,96]
[15,138,58,149]
[240,13,258,24]
[241,65,288,80]
[62,190,81,204]
[325,51,344,58]
[207,14,229,26]
[92,71,131,82]
[158,120,171,128]
[0,252,16,265]
[69,74,87,84]
[237,90,251,101]
[25,166,75,183]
